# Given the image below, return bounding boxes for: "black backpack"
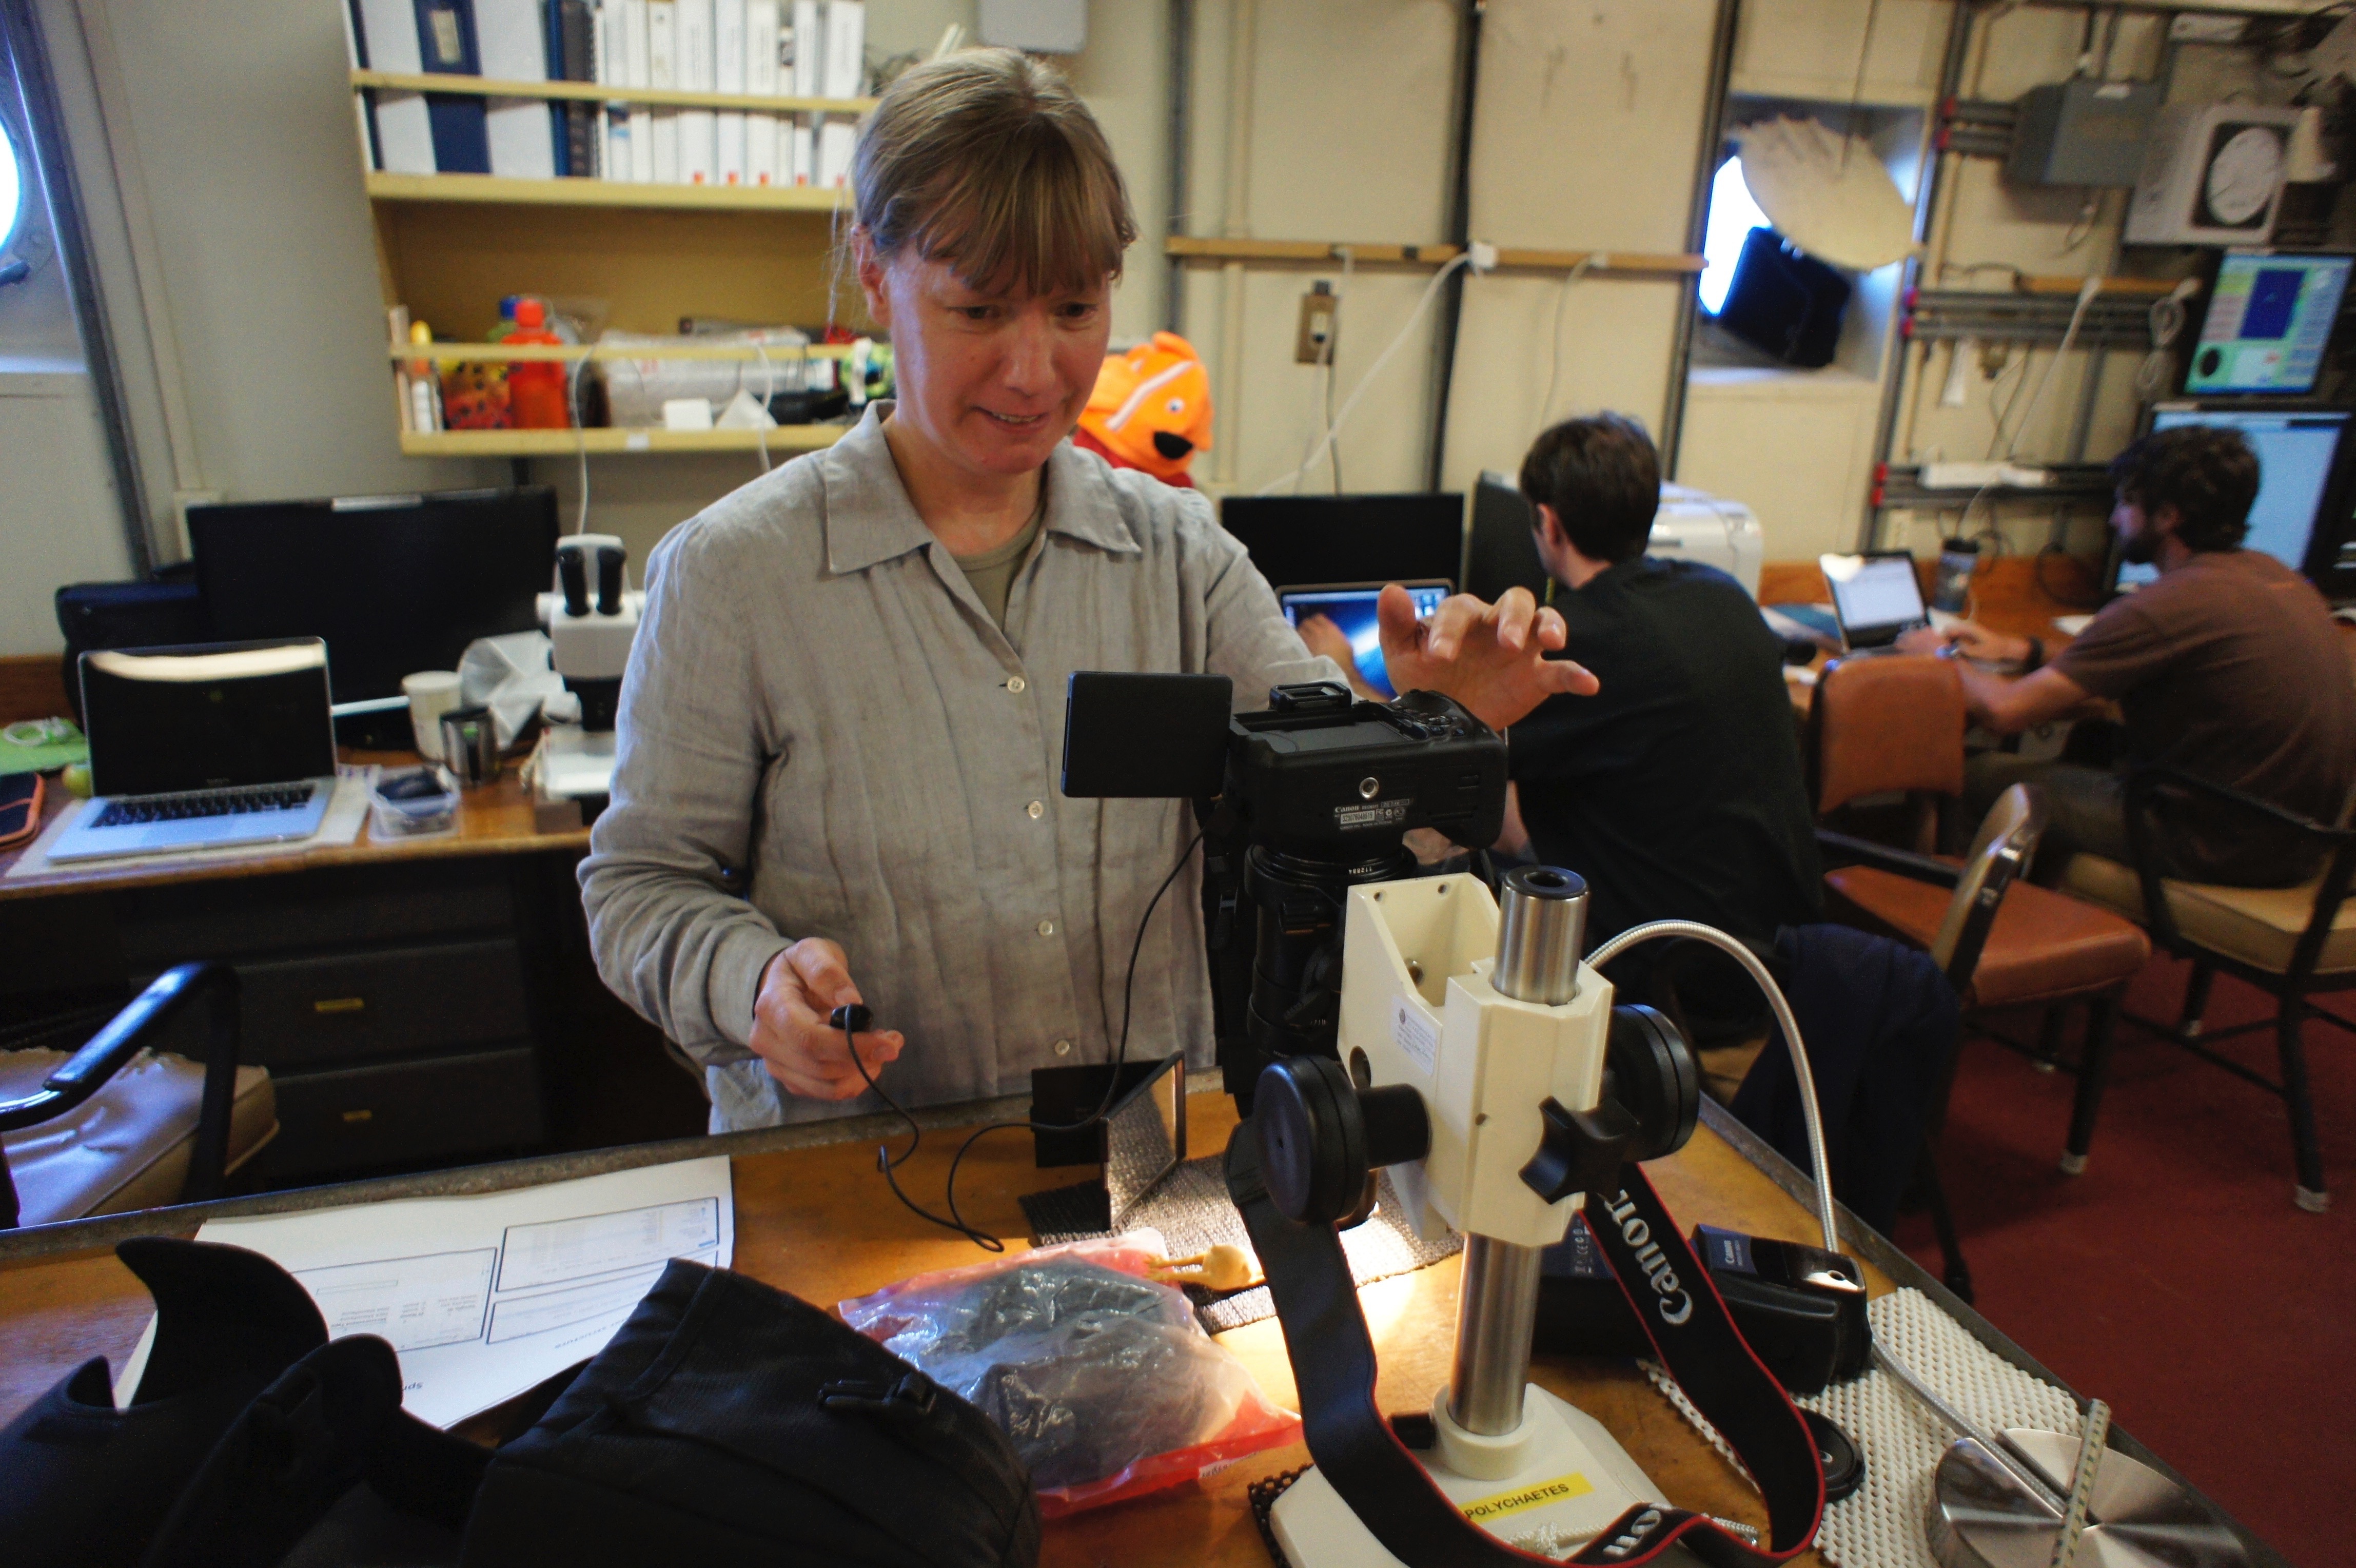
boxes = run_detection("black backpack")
[458,1259,1042,1568]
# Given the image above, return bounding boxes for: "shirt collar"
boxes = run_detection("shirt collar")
[821,401,1142,574]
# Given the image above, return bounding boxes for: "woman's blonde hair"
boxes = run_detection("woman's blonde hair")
[851,48,1136,297]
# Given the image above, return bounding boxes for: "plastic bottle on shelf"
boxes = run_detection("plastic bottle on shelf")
[487,296,521,342]
[405,320,443,433]
[505,299,573,429]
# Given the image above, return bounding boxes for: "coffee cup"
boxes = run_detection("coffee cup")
[403,671,465,760]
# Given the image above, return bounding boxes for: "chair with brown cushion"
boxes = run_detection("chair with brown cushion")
[0,964,275,1228]
[2059,766,2356,1212]
[1808,657,2152,1179]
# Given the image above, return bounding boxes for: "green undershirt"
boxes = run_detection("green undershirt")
[951,501,1047,632]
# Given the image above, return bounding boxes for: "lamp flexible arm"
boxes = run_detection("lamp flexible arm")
[1583,921,1839,1254]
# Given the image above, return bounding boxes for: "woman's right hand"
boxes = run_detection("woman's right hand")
[752,938,905,1101]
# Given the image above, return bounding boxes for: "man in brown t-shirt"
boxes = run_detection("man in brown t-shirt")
[1898,425,2356,886]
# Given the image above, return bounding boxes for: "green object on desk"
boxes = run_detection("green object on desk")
[0,718,86,777]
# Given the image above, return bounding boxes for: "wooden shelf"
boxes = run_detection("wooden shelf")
[365,172,848,211]
[400,425,848,457]
[350,68,874,116]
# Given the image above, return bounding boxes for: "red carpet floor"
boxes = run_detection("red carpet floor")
[1890,953,2352,1567]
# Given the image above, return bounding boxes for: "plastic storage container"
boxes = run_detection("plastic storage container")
[367,765,461,839]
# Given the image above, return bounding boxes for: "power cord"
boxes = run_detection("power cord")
[834,828,1207,1251]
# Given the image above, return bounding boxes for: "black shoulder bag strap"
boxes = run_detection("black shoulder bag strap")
[1226,1123,1825,1567]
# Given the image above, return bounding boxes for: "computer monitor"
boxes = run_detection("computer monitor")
[1217,494,1462,599]
[1465,472,1550,603]
[1277,581,1452,699]
[2184,251,2352,397]
[2113,407,2356,598]
[190,487,560,717]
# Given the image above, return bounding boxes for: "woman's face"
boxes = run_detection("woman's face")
[859,238,1113,481]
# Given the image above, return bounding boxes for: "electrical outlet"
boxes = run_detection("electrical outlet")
[1296,284,1337,365]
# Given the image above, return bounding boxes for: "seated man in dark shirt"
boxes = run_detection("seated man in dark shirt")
[1502,415,1823,964]
[1900,425,2356,886]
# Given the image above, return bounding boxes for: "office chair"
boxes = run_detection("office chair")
[1808,657,2151,1290]
[0,964,276,1228]
[2060,768,2356,1212]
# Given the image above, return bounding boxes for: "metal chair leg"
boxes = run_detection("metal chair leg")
[2176,962,2215,1041]
[2032,1005,2067,1073]
[2061,996,2118,1177]
[1917,1145,1974,1303]
[2276,996,2330,1213]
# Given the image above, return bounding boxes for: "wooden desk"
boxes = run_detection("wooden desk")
[0,750,588,900]
[0,1094,2288,1568]
[0,752,618,1181]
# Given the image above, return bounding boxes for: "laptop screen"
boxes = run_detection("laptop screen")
[1280,582,1450,699]
[81,641,338,798]
[1823,553,1928,643]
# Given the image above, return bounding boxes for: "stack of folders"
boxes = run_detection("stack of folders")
[345,0,866,188]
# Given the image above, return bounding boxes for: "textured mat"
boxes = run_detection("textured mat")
[1024,1154,1462,1332]
[1645,1287,2083,1568]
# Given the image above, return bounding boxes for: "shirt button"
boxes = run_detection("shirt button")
[1027,800,1044,819]
[1036,919,1055,937]
[1054,1038,1073,1056]
[1008,676,1028,694]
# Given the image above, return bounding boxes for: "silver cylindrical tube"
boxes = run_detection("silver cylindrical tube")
[1494,867,1588,1005]
[1447,1236,1547,1435]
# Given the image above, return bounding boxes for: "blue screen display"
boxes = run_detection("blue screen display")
[2185,252,2352,396]
[1281,585,1451,699]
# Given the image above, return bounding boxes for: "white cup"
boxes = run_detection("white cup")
[403,671,465,760]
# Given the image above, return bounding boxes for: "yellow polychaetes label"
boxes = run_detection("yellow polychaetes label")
[1460,1473,1595,1523]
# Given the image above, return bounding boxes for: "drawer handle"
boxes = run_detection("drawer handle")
[341,1108,374,1123]
[314,997,367,1014]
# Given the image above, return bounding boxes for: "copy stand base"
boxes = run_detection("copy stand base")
[1270,1386,1700,1566]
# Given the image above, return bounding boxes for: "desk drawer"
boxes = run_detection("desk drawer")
[264,1046,545,1179]
[114,862,516,965]
[238,940,531,1068]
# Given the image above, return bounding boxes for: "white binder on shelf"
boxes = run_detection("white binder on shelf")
[745,0,780,186]
[815,0,861,188]
[622,0,654,182]
[647,0,680,182]
[476,0,558,179]
[715,0,747,184]
[790,0,818,185]
[595,0,630,182]
[678,0,715,184]
[352,0,435,174]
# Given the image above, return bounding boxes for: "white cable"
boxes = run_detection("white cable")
[1256,252,1472,497]
[1999,275,2102,463]
[567,358,591,535]
[1294,247,1354,494]
[752,343,774,473]
[1584,919,1840,1253]
[1535,256,1596,438]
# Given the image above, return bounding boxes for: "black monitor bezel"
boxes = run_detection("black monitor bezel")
[1216,493,1464,601]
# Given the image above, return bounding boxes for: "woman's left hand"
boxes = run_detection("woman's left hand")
[1377,584,1598,731]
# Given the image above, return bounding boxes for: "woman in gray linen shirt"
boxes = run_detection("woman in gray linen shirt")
[579,49,1593,1133]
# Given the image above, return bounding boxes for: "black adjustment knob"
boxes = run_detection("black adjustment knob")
[1519,1095,1638,1204]
[1602,1004,1699,1163]
[596,545,626,615]
[1254,1059,1430,1227]
[557,546,589,617]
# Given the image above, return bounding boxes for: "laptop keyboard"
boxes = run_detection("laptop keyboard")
[90,781,320,829]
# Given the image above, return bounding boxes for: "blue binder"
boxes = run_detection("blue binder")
[414,0,491,174]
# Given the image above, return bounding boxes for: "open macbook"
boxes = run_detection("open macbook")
[1820,552,1932,652]
[1278,580,1451,699]
[48,639,339,863]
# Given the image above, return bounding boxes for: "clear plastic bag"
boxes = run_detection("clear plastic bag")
[839,1234,1299,1516]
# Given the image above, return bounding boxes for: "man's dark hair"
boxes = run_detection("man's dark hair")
[1518,414,1660,564]
[2108,425,2261,552]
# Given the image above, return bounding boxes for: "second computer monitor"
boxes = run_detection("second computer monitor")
[1465,473,1551,603]
[1218,493,1463,599]
[2115,406,2356,599]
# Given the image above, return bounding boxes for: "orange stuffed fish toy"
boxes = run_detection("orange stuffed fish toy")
[1075,331,1213,487]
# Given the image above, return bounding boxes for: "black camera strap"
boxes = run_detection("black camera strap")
[1226,1123,1825,1567]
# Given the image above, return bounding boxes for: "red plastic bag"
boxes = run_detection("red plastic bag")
[840,1232,1300,1517]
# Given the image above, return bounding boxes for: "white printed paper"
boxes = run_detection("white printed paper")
[125,1158,733,1427]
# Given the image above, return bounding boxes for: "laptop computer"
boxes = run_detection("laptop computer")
[1277,580,1452,700]
[1820,552,1932,653]
[48,639,339,863]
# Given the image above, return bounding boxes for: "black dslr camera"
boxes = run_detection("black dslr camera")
[1061,675,1508,1107]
